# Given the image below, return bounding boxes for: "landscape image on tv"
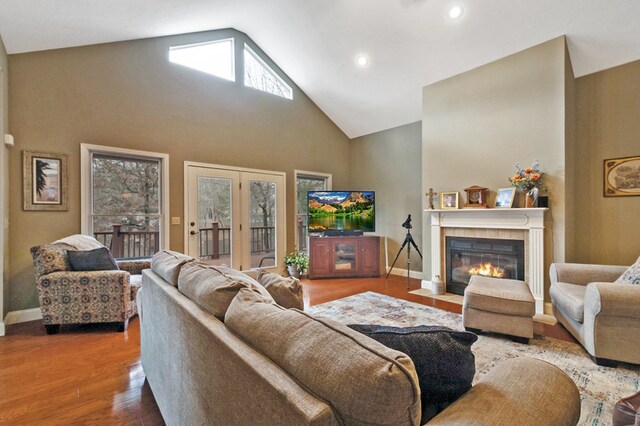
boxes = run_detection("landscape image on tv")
[308,191,375,232]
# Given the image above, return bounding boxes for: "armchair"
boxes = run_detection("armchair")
[30,235,151,334]
[550,262,640,366]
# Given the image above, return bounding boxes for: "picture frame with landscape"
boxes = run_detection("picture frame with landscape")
[440,191,459,209]
[23,150,69,211]
[495,187,516,208]
[604,155,640,197]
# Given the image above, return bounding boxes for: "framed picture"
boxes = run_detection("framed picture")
[440,191,459,209]
[495,187,516,208]
[23,151,69,211]
[604,155,640,197]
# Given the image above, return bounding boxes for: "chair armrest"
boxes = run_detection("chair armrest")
[428,357,580,426]
[585,282,640,318]
[116,259,151,275]
[38,270,131,292]
[550,263,628,287]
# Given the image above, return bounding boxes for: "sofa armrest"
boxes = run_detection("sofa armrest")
[585,282,640,318]
[550,263,628,287]
[116,258,151,275]
[428,357,580,426]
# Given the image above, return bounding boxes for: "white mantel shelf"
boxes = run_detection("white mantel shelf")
[425,207,548,314]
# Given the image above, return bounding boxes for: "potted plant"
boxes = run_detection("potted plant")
[283,250,309,278]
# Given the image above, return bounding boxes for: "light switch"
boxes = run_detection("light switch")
[171,217,181,225]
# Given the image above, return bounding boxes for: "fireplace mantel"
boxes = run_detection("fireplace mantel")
[425,208,548,314]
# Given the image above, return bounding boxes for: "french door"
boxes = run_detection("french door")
[185,163,285,271]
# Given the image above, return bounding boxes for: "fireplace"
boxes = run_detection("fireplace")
[445,236,524,296]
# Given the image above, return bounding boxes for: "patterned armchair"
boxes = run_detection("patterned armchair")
[30,235,151,334]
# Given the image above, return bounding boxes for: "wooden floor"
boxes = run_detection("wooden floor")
[0,275,575,425]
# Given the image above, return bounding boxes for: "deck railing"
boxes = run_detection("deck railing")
[94,224,159,259]
[95,221,299,260]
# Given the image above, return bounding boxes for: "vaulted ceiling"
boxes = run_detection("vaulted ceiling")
[1,0,640,138]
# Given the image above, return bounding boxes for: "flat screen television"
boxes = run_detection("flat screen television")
[307,191,375,233]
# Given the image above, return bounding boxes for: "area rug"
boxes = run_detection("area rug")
[307,291,640,426]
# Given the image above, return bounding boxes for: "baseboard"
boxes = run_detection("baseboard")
[0,321,5,337]
[421,279,431,289]
[544,302,554,316]
[386,267,423,280]
[4,307,42,326]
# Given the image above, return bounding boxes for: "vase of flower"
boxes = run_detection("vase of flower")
[509,161,544,208]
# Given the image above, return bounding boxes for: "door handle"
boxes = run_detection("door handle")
[190,230,197,235]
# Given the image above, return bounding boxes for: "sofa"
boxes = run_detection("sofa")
[31,234,150,333]
[141,250,581,425]
[550,261,640,366]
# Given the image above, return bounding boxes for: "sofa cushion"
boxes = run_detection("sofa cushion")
[151,250,194,286]
[615,256,640,285]
[348,324,477,424]
[178,263,272,321]
[225,288,421,425]
[550,282,586,323]
[257,270,304,310]
[30,243,75,277]
[67,247,119,271]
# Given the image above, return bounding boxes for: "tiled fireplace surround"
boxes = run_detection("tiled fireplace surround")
[423,208,547,314]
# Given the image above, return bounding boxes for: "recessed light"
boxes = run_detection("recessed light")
[355,54,370,68]
[448,5,463,20]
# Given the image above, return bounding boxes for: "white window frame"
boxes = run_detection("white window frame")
[80,144,170,252]
[294,170,332,250]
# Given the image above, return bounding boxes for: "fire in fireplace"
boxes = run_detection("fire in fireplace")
[445,236,524,296]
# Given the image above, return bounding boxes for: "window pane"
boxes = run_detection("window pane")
[296,176,327,252]
[249,180,277,268]
[169,39,235,81]
[244,44,293,100]
[197,176,232,266]
[91,153,162,260]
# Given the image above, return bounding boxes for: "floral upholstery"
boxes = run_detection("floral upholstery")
[31,236,151,329]
[615,256,640,285]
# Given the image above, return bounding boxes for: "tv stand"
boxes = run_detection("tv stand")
[308,235,380,279]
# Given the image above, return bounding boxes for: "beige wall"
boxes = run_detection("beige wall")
[349,121,422,273]
[0,34,9,323]
[8,29,350,312]
[421,37,570,303]
[574,60,640,265]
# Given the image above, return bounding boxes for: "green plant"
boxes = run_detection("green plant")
[283,250,309,272]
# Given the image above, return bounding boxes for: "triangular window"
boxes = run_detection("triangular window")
[169,39,235,81]
[244,44,293,100]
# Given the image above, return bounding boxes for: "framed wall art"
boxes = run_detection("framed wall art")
[604,155,640,197]
[23,151,69,211]
[440,191,459,209]
[495,187,516,208]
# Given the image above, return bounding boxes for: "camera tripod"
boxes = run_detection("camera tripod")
[387,215,423,289]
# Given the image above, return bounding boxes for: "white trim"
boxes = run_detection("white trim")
[427,208,548,314]
[185,160,286,177]
[0,322,4,336]
[293,170,332,250]
[386,267,423,280]
[4,307,42,326]
[544,302,554,316]
[80,144,170,251]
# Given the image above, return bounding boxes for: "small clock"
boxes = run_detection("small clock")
[464,185,488,208]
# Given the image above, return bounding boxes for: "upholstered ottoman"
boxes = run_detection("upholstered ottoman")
[463,275,535,343]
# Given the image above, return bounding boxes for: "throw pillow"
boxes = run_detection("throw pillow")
[256,270,304,310]
[348,324,477,424]
[30,243,76,277]
[67,247,119,271]
[615,256,640,285]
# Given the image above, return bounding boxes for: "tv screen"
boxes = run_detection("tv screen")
[308,191,375,232]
